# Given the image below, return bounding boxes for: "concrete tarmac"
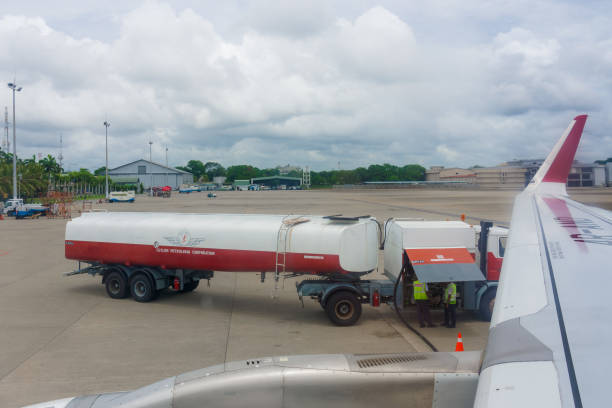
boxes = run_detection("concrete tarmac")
[1,188,610,407]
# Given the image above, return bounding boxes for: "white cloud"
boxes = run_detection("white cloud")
[436,144,460,162]
[0,1,611,172]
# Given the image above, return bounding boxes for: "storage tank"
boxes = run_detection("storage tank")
[65,212,379,275]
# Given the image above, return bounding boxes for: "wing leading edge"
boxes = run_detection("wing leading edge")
[474,115,612,408]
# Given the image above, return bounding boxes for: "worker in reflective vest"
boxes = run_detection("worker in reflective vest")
[443,282,457,328]
[413,279,435,328]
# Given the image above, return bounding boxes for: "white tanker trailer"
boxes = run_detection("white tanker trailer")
[65,212,379,322]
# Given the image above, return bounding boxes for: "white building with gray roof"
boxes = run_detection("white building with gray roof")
[108,159,193,190]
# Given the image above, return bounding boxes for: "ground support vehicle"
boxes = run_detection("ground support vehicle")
[297,278,397,326]
[297,220,507,325]
[66,263,214,302]
[64,211,504,324]
[15,207,47,219]
[179,185,200,193]
[383,219,507,321]
[2,198,48,216]
[108,191,135,202]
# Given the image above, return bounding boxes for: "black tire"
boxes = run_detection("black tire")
[181,280,199,292]
[105,270,128,299]
[325,291,362,326]
[130,273,157,302]
[479,288,497,321]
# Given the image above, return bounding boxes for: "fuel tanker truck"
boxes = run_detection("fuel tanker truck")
[65,212,379,320]
[65,212,506,326]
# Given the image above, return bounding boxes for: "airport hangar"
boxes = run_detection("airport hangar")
[108,159,194,190]
[250,176,302,189]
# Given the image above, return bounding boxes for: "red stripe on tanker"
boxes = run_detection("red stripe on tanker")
[65,212,379,274]
[66,241,344,273]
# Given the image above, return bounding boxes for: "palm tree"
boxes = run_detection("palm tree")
[40,155,62,175]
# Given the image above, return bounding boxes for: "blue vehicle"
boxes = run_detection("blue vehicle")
[3,198,48,218]
[108,191,135,203]
[179,185,200,193]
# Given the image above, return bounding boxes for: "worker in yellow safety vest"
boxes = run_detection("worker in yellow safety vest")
[413,279,435,328]
[443,282,457,328]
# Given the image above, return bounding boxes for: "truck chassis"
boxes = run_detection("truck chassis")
[66,262,214,302]
[297,278,397,326]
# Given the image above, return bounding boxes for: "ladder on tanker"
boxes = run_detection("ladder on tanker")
[274,216,310,293]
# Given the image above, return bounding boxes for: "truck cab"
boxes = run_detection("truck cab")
[383,219,508,321]
[473,224,507,281]
[2,198,24,215]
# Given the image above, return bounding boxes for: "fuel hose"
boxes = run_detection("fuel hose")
[392,260,438,352]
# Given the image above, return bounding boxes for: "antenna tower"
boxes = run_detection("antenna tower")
[3,106,9,152]
[58,133,63,170]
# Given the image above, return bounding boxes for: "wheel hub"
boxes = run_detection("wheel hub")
[335,301,354,319]
[134,281,147,297]
[109,279,120,294]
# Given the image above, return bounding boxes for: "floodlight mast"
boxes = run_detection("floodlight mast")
[149,141,153,195]
[8,82,22,200]
[104,121,110,199]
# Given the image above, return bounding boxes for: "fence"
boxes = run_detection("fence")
[48,181,138,196]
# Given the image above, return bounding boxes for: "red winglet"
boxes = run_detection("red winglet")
[542,115,588,183]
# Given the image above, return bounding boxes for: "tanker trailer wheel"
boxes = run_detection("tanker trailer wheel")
[325,291,362,326]
[130,273,157,302]
[181,280,199,292]
[105,270,128,299]
[479,288,497,321]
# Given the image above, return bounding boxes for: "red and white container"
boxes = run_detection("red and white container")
[65,212,379,275]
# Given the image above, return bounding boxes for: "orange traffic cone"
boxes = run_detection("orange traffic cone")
[455,332,464,352]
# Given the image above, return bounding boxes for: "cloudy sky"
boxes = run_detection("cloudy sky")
[1,0,611,171]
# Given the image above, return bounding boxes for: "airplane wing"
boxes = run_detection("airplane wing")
[474,115,612,407]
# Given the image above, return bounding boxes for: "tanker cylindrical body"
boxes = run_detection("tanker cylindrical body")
[65,213,379,275]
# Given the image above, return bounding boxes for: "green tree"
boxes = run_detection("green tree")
[39,155,62,175]
[0,151,48,198]
[364,164,382,181]
[226,165,259,182]
[256,168,280,177]
[177,160,206,181]
[67,168,97,183]
[286,170,302,178]
[189,160,206,180]
[399,164,426,181]
[204,162,226,180]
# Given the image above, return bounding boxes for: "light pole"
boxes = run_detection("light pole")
[165,145,168,187]
[8,82,22,200]
[103,121,110,199]
[148,141,153,195]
